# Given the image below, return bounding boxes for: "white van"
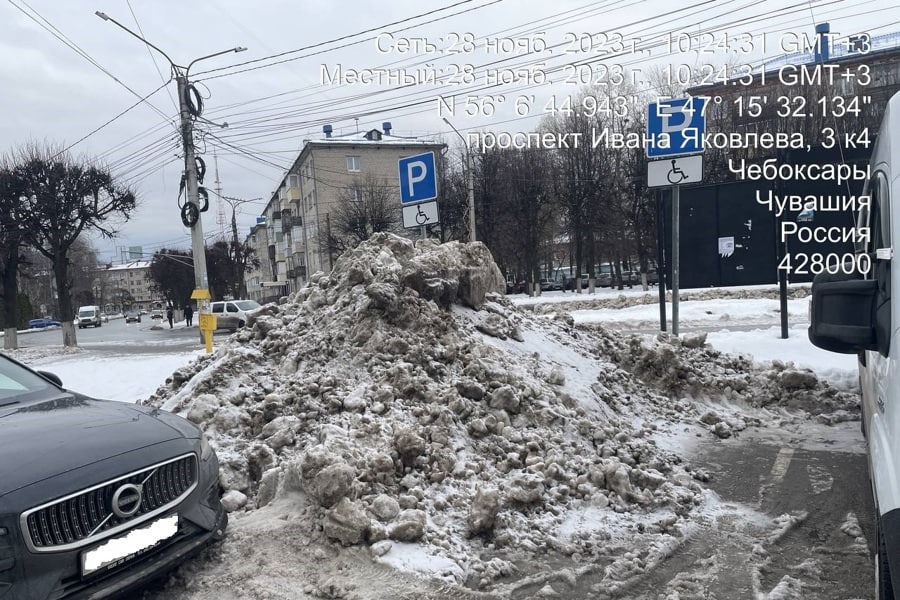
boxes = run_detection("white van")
[210,299,261,332]
[808,90,900,596]
[76,305,102,328]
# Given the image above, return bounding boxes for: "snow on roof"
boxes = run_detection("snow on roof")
[307,129,442,146]
[105,260,151,271]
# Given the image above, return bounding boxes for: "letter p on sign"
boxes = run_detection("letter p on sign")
[398,151,437,204]
[407,160,426,196]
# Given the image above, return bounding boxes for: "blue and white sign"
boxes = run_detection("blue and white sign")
[398,151,437,205]
[646,97,708,158]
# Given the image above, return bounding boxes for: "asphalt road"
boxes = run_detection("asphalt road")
[14,316,230,356]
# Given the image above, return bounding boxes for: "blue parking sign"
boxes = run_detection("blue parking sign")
[646,97,707,158]
[398,151,437,204]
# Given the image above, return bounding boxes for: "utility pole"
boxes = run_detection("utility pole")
[96,11,245,347]
[442,118,476,242]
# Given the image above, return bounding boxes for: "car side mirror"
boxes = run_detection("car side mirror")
[37,370,63,387]
[808,272,878,354]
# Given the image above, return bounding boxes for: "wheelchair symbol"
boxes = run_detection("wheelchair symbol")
[416,204,430,225]
[667,159,688,184]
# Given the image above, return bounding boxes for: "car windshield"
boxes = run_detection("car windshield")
[0,354,53,404]
[234,301,260,311]
[78,309,94,317]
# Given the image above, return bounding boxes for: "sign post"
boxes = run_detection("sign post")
[646,97,707,336]
[398,151,440,237]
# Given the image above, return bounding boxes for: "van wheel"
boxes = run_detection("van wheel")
[238,320,245,328]
[878,516,895,599]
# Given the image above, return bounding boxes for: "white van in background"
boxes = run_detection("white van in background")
[76,305,102,328]
[808,90,900,597]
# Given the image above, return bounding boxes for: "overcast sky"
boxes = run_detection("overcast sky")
[2,0,895,264]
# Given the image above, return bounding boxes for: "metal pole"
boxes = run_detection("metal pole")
[776,208,789,339]
[176,74,209,342]
[672,183,680,336]
[466,148,475,242]
[656,190,667,332]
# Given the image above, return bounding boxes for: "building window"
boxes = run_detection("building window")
[349,187,363,202]
[288,174,299,188]
[346,156,360,172]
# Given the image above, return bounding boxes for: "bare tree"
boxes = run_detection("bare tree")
[12,144,136,346]
[322,174,401,258]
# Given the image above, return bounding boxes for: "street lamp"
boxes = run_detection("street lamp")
[96,11,245,345]
[442,117,476,243]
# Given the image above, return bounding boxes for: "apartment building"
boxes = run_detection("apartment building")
[252,122,445,295]
[100,260,158,312]
[244,220,273,303]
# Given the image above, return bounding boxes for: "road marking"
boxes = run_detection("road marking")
[770,448,794,484]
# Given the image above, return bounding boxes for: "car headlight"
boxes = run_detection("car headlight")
[199,433,214,461]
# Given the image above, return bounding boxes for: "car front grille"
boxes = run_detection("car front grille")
[21,453,197,552]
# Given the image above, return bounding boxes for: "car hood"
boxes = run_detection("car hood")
[0,393,185,496]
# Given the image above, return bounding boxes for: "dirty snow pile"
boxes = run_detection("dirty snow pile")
[612,330,860,423]
[147,233,713,594]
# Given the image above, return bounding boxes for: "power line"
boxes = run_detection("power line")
[194,0,501,79]
[126,0,179,113]
[54,79,173,158]
[6,0,174,124]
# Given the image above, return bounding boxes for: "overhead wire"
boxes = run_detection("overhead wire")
[53,79,173,159]
[201,0,629,120]
[5,0,175,125]
[211,0,868,149]
[126,0,179,113]
[193,0,502,79]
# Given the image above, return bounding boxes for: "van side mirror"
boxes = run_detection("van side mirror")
[808,272,878,354]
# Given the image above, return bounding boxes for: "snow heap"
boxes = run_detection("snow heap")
[147,232,855,592]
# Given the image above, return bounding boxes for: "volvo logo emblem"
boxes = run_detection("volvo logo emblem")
[111,484,143,518]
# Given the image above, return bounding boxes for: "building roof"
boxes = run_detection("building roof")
[307,128,442,146]
[105,260,151,271]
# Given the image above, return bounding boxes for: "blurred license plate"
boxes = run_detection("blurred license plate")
[81,515,178,576]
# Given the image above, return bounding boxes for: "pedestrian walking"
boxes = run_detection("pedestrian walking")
[166,305,174,329]
[184,302,194,327]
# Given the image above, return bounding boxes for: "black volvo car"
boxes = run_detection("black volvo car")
[0,353,226,599]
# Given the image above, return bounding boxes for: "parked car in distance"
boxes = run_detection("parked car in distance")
[539,278,563,292]
[211,299,262,332]
[27,317,60,329]
[563,275,590,290]
[0,352,227,600]
[150,309,164,320]
[77,305,102,328]
[125,310,141,323]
